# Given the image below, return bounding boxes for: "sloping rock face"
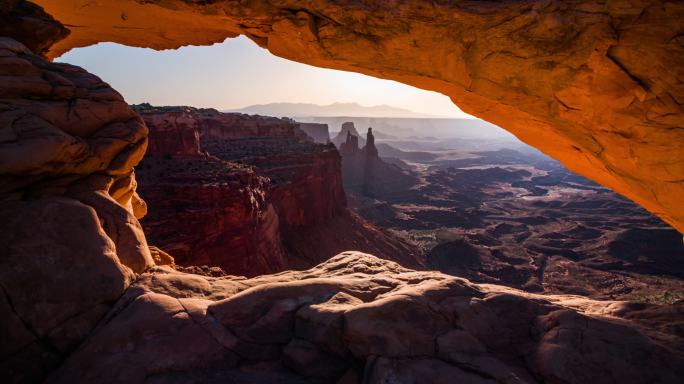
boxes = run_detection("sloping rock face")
[297,122,330,144]
[0,35,153,382]
[34,0,684,233]
[135,105,201,157]
[45,252,684,384]
[135,106,421,274]
[135,154,287,276]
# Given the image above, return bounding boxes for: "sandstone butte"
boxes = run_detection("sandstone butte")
[31,0,684,235]
[1,1,684,384]
[134,105,421,276]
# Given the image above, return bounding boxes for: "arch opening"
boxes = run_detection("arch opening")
[54,37,684,301]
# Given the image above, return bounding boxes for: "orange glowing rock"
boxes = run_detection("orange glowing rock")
[34,0,684,233]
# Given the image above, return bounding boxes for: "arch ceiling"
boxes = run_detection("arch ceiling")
[33,0,684,233]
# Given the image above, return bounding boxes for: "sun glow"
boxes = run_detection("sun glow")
[57,36,473,118]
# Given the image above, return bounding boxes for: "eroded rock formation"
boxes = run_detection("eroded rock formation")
[135,152,286,276]
[0,35,153,381]
[338,124,418,199]
[333,121,365,149]
[297,122,330,144]
[45,253,684,384]
[135,106,421,275]
[136,105,202,157]
[0,0,68,57]
[33,0,684,233]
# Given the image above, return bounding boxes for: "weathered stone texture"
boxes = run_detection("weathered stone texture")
[34,0,684,232]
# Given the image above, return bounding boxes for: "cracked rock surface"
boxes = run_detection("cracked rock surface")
[45,252,684,384]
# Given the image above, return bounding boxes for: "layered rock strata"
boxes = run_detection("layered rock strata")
[297,122,330,144]
[135,154,287,276]
[0,0,68,57]
[34,0,684,233]
[2,3,683,383]
[135,106,421,274]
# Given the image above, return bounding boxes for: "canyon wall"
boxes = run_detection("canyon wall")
[135,106,421,274]
[297,122,330,143]
[137,106,201,157]
[33,0,684,233]
[200,116,420,268]
[134,106,287,276]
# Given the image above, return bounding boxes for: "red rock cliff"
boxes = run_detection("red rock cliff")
[134,104,201,157]
[134,106,287,276]
[136,105,421,275]
[297,122,330,143]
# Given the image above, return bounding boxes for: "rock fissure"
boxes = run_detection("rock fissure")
[0,282,44,351]
[605,47,650,92]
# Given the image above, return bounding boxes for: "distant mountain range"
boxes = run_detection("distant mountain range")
[226,102,433,118]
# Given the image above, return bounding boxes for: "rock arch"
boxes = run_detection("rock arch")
[31,0,684,233]
[2,2,684,382]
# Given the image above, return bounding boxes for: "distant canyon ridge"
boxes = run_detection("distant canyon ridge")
[227,102,437,118]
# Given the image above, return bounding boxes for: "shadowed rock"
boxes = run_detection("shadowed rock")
[0,36,152,382]
[135,105,422,275]
[44,252,684,384]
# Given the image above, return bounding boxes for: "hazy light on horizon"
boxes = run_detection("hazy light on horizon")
[56,36,475,118]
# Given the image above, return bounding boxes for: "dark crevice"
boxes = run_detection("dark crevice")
[0,282,62,363]
[554,95,581,111]
[0,282,43,347]
[606,46,650,92]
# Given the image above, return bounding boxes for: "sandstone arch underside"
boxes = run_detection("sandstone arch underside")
[33,0,684,233]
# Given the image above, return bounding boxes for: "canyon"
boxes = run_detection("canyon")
[333,128,684,302]
[34,0,684,234]
[134,105,421,276]
[0,1,683,384]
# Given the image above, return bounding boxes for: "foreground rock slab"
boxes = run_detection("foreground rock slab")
[47,252,684,384]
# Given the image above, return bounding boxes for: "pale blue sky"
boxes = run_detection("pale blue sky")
[56,36,473,118]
